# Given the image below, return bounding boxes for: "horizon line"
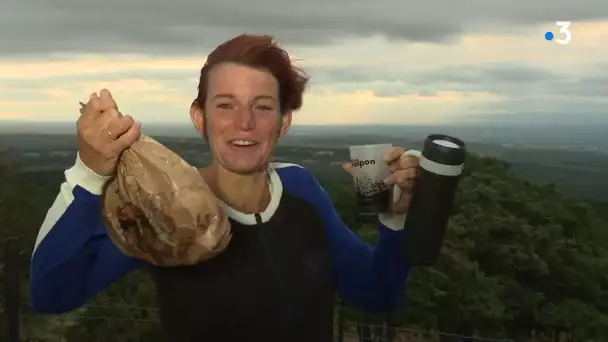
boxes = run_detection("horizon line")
[0,120,606,128]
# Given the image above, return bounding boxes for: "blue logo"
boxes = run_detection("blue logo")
[545,21,572,45]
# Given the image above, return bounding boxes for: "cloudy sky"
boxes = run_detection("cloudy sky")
[1,0,607,126]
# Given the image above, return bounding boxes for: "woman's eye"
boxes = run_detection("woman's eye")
[255,105,273,111]
[217,103,233,110]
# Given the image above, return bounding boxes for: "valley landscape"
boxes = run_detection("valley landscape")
[1,122,607,341]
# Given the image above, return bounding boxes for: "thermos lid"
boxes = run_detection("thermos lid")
[422,134,466,166]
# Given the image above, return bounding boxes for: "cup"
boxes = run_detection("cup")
[401,134,466,265]
[349,144,421,219]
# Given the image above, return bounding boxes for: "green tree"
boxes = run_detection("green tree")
[2,151,608,341]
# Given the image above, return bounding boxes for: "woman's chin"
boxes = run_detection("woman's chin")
[215,145,271,174]
[220,158,269,175]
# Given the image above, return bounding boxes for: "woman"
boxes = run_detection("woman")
[30,34,421,342]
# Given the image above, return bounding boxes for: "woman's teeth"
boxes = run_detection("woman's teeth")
[232,140,255,146]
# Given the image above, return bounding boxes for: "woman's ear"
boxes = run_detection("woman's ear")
[190,100,205,136]
[279,111,292,136]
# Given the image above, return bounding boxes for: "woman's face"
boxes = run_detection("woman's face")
[191,62,291,175]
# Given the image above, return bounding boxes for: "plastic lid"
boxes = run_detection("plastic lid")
[433,139,460,149]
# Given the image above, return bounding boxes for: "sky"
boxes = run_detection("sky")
[1,0,607,126]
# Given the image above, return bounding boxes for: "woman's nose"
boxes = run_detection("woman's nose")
[234,107,256,130]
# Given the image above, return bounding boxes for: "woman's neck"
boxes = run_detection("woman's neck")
[199,164,271,214]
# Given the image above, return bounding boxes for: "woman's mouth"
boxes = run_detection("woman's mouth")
[231,140,256,146]
[228,140,258,150]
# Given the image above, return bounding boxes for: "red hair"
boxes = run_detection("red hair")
[196,34,309,113]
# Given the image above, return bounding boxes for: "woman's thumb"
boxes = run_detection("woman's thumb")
[342,162,353,176]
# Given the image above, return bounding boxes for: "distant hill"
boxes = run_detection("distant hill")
[1,132,607,202]
[2,121,607,153]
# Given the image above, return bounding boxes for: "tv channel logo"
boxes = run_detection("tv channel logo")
[545,21,572,45]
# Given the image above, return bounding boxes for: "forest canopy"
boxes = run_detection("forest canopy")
[1,152,607,342]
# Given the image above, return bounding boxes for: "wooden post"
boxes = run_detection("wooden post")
[3,237,21,342]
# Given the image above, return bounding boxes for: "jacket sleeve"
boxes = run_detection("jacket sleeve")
[277,164,412,313]
[30,154,142,313]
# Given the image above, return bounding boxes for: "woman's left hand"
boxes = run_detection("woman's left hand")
[381,146,420,215]
[343,146,420,215]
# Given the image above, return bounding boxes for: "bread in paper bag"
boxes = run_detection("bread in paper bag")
[101,135,232,266]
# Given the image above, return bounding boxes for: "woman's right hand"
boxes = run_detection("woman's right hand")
[77,89,142,177]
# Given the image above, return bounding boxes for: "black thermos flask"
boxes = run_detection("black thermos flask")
[402,134,466,266]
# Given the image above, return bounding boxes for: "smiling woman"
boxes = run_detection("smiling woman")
[191,34,308,180]
[29,34,421,342]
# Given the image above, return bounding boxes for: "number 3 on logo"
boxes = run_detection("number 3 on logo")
[555,21,572,45]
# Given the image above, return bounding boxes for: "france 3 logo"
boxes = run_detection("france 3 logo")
[544,21,572,45]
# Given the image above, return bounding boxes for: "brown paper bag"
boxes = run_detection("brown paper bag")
[100,135,232,266]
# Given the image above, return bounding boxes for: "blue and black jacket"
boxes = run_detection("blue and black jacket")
[30,155,412,342]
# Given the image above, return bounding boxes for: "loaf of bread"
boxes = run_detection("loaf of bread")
[101,135,232,266]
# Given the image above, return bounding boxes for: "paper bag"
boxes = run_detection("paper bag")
[101,135,232,266]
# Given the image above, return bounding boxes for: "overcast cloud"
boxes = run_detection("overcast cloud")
[2,0,608,54]
[0,0,607,125]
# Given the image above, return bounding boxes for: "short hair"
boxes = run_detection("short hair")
[195,34,309,113]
